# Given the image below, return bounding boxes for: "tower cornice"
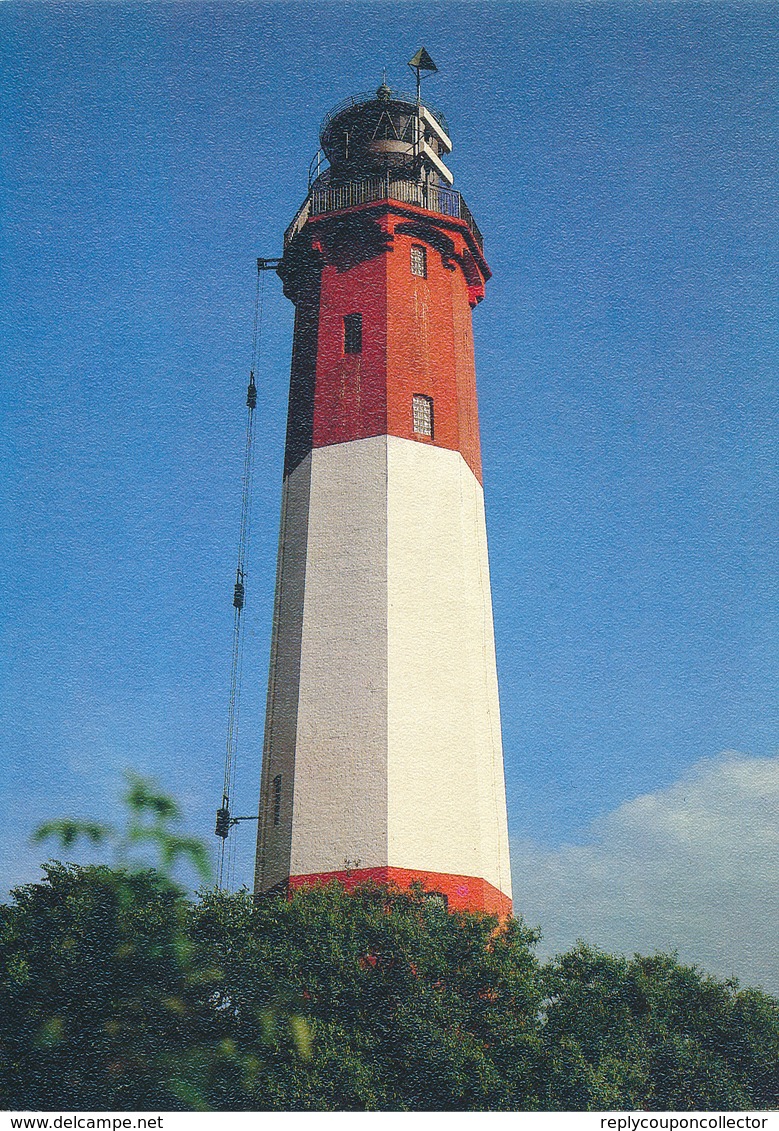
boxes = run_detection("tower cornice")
[280,198,490,308]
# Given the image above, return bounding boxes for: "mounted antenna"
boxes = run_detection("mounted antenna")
[407,48,449,188]
[408,46,438,105]
[215,257,273,890]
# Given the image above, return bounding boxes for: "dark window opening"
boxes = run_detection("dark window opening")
[272,774,282,827]
[344,312,362,354]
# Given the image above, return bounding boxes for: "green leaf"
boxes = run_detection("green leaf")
[123,771,181,822]
[32,819,114,848]
[289,1015,313,1061]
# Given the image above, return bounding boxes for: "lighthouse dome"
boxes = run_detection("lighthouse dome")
[319,89,452,187]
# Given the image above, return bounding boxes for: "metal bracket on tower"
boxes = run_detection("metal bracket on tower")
[257,257,282,271]
[215,805,260,839]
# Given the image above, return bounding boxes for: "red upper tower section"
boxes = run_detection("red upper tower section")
[277,81,491,484]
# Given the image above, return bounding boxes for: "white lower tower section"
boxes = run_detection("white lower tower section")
[256,434,512,905]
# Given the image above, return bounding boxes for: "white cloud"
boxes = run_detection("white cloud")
[511,752,779,994]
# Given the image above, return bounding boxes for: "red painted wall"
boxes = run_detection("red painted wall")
[288,865,512,917]
[283,202,489,484]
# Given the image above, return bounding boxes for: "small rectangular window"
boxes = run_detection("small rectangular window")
[411,244,427,278]
[344,312,362,354]
[412,394,434,438]
[272,774,282,827]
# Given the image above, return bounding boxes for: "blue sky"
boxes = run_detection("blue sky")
[2,4,777,988]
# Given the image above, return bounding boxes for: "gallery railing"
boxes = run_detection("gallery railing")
[283,175,484,253]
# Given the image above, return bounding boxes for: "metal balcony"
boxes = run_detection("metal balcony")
[283,174,484,253]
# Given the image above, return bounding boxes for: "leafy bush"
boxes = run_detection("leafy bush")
[2,779,777,1111]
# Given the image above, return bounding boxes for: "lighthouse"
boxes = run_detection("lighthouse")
[254,56,512,916]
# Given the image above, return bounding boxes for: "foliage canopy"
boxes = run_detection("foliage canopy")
[3,778,777,1111]
[2,867,778,1112]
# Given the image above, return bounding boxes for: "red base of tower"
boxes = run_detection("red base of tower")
[287,866,512,917]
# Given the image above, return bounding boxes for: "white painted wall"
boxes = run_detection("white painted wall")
[255,434,512,902]
[287,438,389,878]
[255,455,312,891]
[386,437,512,899]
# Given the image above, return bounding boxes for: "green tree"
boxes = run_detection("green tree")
[2,779,778,1112]
[1,861,195,1109]
[0,776,308,1111]
[188,882,544,1110]
[540,944,779,1111]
